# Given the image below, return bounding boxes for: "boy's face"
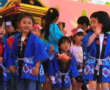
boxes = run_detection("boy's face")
[31,28,41,38]
[78,23,86,30]
[6,25,14,35]
[0,22,5,38]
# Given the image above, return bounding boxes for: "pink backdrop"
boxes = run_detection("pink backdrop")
[41,0,110,36]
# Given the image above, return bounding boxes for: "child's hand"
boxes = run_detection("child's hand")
[0,57,3,63]
[48,45,54,54]
[95,24,102,35]
[72,78,76,84]
[8,65,15,74]
[32,61,40,76]
[32,67,39,76]
[49,75,56,84]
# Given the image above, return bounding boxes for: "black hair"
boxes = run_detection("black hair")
[3,16,11,22]
[90,11,110,33]
[18,12,35,25]
[0,18,5,27]
[58,36,71,51]
[44,8,59,40]
[41,16,46,20]
[72,32,84,44]
[77,16,90,26]
[11,13,20,30]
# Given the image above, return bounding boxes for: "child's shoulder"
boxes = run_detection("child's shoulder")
[50,23,58,29]
[30,33,39,39]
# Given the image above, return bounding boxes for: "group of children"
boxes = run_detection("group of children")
[0,7,110,90]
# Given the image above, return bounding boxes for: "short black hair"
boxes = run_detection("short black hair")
[18,12,35,25]
[77,16,90,26]
[41,16,46,20]
[90,11,110,33]
[58,36,71,51]
[0,18,5,26]
[11,13,20,30]
[3,16,11,22]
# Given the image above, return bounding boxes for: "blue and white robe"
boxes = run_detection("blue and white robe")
[48,53,79,88]
[0,36,12,82]
[11,33,49,81]
[82,32,110,82]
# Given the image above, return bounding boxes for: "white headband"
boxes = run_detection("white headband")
[6,21,12,26]
[71,28,84,36]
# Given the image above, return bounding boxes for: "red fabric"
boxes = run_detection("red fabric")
[72,29,78,35]
[7,36,15,50]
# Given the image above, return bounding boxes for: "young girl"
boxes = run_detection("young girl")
[48,36,79,90]
[69,28,85,90]
[82,11,110,90]
[11,12,49,90]
[44,8,64,53]
[0,17,15,90]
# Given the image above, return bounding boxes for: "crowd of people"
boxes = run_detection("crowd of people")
[0,7,110,90]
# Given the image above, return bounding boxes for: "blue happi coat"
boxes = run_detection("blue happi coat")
[48,53,79,88]
[82,32,110,82]
[0,36,12,81]
[11,33,49,81]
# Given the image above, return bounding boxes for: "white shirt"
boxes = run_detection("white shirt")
[20,37,25,51]
[99,34,104,57]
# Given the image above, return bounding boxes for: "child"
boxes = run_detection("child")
[44,8,64,52]
[3,16,14,38]
[31,24,54,55]
[69,28,85,90]
[82,11,110,90]
[77,16,90,35]
[48,36,79,90]
[31,23,54,90]
[0,17,15,90]
[11,12,49,90]
[6,14,22,90]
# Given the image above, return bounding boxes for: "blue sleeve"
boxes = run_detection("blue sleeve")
[4,43,12,67]
[49,24,64,43]
[82,32,94,56]
[70,57,79,78]
[33,36,49,63]
[48,56,55,76]
[10,37,18,65]
[42,42,50,53]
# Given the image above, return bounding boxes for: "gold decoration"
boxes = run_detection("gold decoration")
[50,9,53,13]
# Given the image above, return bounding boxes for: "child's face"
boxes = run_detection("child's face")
[78,23,86,30]
[6,25,14,35]
[59,41,71,53]
[90,17,101,32]
[19,17,33,33]
[31,28,41,38]
[41,19,45,28]
[0,22,5,38]
[73,35,83,45]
